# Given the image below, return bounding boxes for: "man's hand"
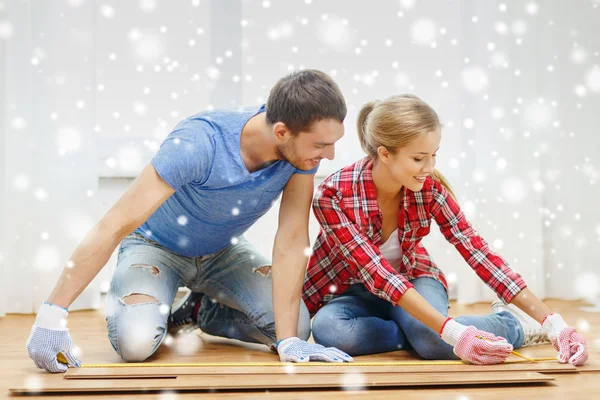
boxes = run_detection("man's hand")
[26,302,81,373]
[277,337,353,363]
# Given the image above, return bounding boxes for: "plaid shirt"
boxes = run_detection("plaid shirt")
[302,157,527,314]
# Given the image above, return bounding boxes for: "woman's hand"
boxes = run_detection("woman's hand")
[542,313,588,366]
[441,318,513,365]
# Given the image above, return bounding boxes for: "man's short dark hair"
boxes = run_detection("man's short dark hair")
[266,69,346,134]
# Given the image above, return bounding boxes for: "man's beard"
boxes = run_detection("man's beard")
[275,140,310,171]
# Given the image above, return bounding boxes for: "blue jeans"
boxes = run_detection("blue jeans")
[106,233,311,362]
[311,277,524,358]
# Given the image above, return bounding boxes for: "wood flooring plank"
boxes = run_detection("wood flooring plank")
[64,361,576,379]
[10,372,554,394]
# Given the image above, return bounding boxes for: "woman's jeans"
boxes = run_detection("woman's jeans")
[311,277,524,358]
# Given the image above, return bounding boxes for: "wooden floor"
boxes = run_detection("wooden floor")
[2,299,599,399]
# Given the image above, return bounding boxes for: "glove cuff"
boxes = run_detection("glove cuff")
[441,318,468,346]
[276,336,300,352]
[35,302,69,331]
[541,313,568,337]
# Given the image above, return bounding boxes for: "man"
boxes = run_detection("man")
[27,69,353,372]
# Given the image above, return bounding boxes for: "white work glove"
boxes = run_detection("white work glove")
[26,302,81,373]
[440,318,513,365]
[277,337,353,363]
[542,313,588,366]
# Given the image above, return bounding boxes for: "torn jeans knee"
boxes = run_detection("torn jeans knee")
[252,264,272,277]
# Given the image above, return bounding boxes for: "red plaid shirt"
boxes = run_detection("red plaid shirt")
[302,157,527,314]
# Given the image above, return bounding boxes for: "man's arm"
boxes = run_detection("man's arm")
[271,173,313,341]
[47,164,175,308]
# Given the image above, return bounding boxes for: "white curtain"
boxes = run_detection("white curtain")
[1,1,101,314]
[2,1,599,317]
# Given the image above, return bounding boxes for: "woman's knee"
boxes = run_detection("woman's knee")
[311,307,355,348]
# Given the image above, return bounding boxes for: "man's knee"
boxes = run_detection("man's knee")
[121,293,158,305]
[106,294,168,362]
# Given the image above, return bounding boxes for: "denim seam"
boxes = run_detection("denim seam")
[202,279,263,322]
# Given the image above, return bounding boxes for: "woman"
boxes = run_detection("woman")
[302,94,588,365]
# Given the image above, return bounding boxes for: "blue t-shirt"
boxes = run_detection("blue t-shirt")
[136,105,318,257]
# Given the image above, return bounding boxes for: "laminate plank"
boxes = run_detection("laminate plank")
[10,372,554,394]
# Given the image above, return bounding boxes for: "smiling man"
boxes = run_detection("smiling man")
[26,70,353,372]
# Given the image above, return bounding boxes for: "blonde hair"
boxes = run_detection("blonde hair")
[357,94,457,201]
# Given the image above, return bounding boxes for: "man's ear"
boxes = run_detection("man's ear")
[273,122,290,141]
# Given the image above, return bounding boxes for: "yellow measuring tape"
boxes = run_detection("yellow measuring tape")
[57,353,556,368]
[79,358,557,368]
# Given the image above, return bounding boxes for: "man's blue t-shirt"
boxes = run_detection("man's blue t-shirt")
[136,105,318,257]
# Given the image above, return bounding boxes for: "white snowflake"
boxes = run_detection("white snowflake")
[512,20,528,36]
[462,67,488,93]
[524,101,553,129]
[174,332,203,355]
[11,116,27,130]
[574,272,599,300]
[34,188,49,201]
[132,33,164,63]
[34,245,61,272]
[394,72,411,89]
[410,18,437,46]
[399,0,415,9]
[571,47,588,64]
[525,2,539,15]
[100,4,115,19]
[318,16,354,51]
[501,177,526,204]
[584,68,600,92]
[340,372,366,391]
[0,20,14,39]
[117,145,143,172]
[14,174,30,191]
[64,211,94,242]
[67,0,84,7]
[57,127,81,154]
[139,0,158,13]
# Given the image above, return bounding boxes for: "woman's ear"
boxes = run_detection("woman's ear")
[377,146,391,165]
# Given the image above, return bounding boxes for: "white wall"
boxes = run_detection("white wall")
[2,0,599,316]
[1,0,102,313]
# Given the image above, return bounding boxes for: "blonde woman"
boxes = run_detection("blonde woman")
[302,95,588,365]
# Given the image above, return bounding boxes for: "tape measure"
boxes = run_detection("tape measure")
[79,358,556,368]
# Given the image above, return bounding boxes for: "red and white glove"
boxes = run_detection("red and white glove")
[440,318,513,365]
[542,313,588,366]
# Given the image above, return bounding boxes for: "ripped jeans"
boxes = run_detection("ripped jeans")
[106,233,311,362]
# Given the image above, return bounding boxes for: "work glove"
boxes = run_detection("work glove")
[26,302,81,373]
[440,318,513,365]
[542,313,588,366]
[277,337,353,363]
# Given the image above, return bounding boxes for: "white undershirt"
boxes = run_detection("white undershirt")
[378,229,402,273]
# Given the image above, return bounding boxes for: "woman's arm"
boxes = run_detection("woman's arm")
[508,288,553,323]
[396,287,447,332]
[429,179,527,303]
